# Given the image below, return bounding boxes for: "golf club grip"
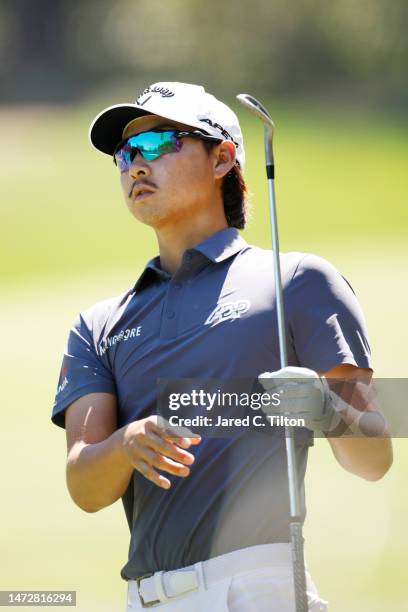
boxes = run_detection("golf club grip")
[290,521,308,612]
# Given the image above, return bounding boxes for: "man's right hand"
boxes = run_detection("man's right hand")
[65,394,202,512]
[122,416,202,489]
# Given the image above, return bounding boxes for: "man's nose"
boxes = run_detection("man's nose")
[129,150,151,178]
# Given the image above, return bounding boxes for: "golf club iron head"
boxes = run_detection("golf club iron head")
[237,93,275,169]
[236,94,274,124]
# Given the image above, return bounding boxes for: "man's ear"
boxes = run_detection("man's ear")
[213,141,236,179]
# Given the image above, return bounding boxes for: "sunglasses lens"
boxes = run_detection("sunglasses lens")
[115,131,183,170]
[115,143,132,172]
[136,131,182,160]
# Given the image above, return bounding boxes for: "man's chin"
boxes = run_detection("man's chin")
[128,207,171,230]
[127,200,198,230]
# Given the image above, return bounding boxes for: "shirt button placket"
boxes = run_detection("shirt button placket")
[160,251,193,339]
[160,280,183,339]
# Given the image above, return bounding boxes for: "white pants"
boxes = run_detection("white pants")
[126,544,328,611]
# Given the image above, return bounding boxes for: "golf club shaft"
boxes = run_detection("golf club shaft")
[267,175,285,365]
[237,92,309,610]
[266,162,308,612]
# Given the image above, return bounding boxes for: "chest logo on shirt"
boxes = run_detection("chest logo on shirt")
[98,326,142,356]
[204,300,250,327]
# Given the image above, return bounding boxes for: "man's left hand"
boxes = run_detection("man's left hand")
[258,366,342,432]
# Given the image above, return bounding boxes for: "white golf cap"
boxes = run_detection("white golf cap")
[89,81,245,169]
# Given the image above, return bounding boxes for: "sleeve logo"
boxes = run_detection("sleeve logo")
[56,376,68,396]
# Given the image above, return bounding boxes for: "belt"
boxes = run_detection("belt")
[128,543,292,608]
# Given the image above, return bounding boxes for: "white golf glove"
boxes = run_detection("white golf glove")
[258,366,343,433]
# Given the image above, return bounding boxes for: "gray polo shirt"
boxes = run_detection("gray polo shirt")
[52,228,372,579]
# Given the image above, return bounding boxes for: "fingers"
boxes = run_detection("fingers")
[263,380,323,403]
[136,460,172,490]
[125,417,202,490]
[146,429,196,466]
[141,446,191,475]
[163,432,202,449]
[156,415,202,442]
[178,435,202,446]
[260,377,326,426]
[259,367,319,390]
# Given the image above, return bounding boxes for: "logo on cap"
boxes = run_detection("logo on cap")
[199,118,239,148]
[137,85,175,105]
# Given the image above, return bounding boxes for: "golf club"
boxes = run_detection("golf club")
[237,93,308,612]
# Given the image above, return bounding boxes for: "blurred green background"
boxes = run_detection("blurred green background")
[1,1,407,611]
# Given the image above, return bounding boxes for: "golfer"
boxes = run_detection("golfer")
[51,82,392,611]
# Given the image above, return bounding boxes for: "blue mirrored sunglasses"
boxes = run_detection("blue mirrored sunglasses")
[113,129,221,172]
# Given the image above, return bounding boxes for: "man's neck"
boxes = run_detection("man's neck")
[155,218,228,275]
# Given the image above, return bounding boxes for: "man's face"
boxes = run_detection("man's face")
[116,115,222,230]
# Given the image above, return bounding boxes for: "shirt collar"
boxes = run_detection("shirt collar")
[134,228,248,293]
[193,227,248,263]
[134,256,170,293]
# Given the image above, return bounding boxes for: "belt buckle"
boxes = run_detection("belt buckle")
[136,573,161,608]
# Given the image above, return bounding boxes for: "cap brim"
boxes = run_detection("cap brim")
[89,104,154,156]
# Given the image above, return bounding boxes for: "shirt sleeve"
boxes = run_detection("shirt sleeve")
[287,254,373,373]
[51,313,117,429]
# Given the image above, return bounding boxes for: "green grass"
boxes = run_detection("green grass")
[1,103,407,611]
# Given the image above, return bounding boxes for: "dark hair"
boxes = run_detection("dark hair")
[202,141,249,230]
